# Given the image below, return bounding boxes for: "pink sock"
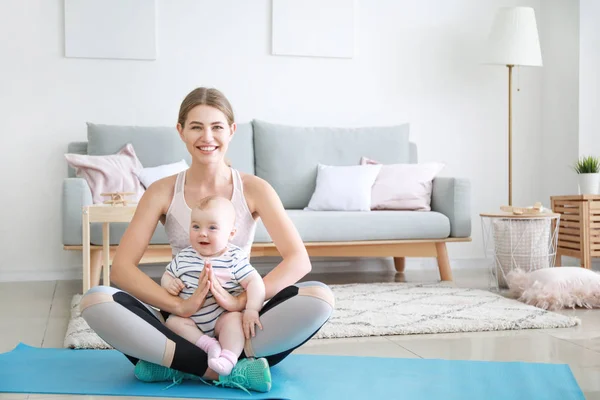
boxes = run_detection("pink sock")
[208,349,238,376]
[195,335,221,360]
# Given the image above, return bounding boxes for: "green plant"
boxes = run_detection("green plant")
[573,155,600,174]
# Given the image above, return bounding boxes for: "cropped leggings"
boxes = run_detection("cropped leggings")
[80,281,335,377]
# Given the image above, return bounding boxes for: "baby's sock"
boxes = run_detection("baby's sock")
[207,349,238,376]
[195,335,221,360]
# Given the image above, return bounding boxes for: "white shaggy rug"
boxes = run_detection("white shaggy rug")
[64,282,581,349]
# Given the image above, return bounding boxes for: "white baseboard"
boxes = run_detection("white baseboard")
[0,269,84,283]
[0,256,491,283]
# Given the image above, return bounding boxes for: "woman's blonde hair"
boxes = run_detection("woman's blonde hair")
[178,87,235,128]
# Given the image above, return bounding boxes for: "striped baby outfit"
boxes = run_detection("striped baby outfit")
[166,243,256,336]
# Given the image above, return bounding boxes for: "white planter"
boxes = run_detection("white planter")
[578,173,600,195]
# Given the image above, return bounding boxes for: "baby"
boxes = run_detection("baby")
[160,195,265,376]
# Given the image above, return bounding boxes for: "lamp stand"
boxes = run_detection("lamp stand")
[507,64,513,206]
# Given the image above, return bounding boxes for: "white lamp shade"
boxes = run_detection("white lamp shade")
[485,7,543,67]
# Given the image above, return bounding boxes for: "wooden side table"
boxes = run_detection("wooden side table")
[551,195,600,269]
[82,204,137,293]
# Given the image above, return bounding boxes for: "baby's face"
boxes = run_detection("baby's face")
[190,202,236,257]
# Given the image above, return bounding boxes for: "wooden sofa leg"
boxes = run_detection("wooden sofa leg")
[90,249,102,289]
[435,242,453,281]
[393,257,406,272]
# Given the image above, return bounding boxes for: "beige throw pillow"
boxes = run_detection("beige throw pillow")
[360,157,444,211]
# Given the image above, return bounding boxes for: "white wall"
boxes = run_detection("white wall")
[579,0,600,158]
[0,0,568,281]
[539,0,580,201]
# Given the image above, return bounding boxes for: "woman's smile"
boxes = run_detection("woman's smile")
[196,145,219,154]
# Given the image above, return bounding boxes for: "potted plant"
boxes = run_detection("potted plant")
[573,155,600,195]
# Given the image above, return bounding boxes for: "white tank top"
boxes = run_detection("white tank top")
[163,168,257,257]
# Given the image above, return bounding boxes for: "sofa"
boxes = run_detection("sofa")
[62,120,471,286]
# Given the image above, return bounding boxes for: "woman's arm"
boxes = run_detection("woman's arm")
[110,178,185,313]
[246,176,312,300]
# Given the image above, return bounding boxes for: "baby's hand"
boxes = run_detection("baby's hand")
[242,309,262,339]
[166,278,186,296]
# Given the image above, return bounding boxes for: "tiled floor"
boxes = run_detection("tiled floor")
[1,266,599,399]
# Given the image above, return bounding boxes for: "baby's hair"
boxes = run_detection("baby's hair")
[192,195,236,224]
[193,195,225,211]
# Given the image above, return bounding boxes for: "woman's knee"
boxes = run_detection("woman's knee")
[80,286,118,314]
[294,281,335,310]
[244,282,334,359]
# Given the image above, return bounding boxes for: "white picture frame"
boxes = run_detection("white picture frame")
[272,0,355,59]
[64,0,157,61]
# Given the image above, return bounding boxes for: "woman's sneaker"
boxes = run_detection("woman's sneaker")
[134,360,203,384]
[134,357,271,393]
[214,357,272,393]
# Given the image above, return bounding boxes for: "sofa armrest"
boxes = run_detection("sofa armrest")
[62,178,93,245]
[431,177,471,238]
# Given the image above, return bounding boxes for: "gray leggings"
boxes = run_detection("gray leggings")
[80,281,334,377]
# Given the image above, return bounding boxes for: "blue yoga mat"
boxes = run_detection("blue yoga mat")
[0,343,584,400]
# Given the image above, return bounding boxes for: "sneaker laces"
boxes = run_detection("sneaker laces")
[214,368,252,395]
[161,370,212,391]
[163,375,184,391]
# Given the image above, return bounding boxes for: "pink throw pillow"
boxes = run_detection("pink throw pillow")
[507,267,600,310]
[65,143,145,204]
[360,156,444,211]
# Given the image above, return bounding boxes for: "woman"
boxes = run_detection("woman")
[80,87,334,392]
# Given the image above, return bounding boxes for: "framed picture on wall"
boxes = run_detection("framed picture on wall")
[272,0,355,59]
[64,0,157,61]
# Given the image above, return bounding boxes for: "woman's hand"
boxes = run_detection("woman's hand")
[209,263,246,312]
[175,264,211,318]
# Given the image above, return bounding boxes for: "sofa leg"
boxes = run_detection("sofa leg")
[90,249,102,289]
[393,257,406,272]
[435,242,453,281]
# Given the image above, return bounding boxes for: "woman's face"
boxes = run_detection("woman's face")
[177,105,236,165]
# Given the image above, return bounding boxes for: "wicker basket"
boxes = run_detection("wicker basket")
[491,218,555,288]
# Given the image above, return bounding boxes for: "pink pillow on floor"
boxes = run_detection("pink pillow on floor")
[360,156,444,211]
[65,143,145,204]
[507,267,600,311]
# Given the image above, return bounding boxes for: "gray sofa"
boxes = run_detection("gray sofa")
[63,120,471,280]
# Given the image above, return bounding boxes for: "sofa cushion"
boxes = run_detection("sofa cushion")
[88,210,450,246]
[252,120,410,209]
[86,122,255,174]
[253,210,450,242]
[227,122,255,175]
[90,222,169,246]
[87,123,190,168]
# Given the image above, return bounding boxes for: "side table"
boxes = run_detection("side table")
[480,211,560,290]
[82,204,137,293]
[551,195,600,269]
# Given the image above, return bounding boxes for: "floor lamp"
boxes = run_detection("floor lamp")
[485,7,543,206]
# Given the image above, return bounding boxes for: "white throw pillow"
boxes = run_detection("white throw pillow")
[305,163,382,211]
[135,159,189,189]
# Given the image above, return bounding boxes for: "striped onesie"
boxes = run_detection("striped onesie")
[165,243,256,337]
